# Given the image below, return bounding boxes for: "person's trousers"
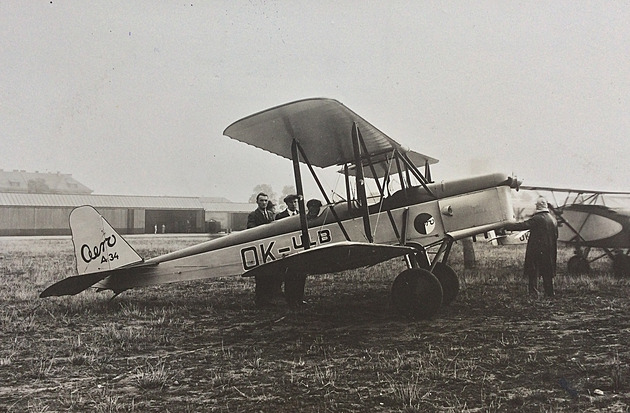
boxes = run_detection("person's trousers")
[284,274,307,306]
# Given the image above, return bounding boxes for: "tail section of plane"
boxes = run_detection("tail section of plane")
[40,206,143,298]
[70,205,143,275]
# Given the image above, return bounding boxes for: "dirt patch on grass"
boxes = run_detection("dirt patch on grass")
[1,238,630,412]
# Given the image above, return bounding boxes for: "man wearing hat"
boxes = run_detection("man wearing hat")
[505,197,558,297]
[275,194,300,220]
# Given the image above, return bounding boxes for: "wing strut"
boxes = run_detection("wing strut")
[352,122,373,243]
[357,133,401,243]
[296,143,351,241]
[394,156,407,196]
[292,139,311,250]
[399,150,436,198]
[344,164,352,211]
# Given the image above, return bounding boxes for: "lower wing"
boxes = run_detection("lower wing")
[242,242,415,278]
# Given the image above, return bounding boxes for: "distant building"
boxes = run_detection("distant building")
[0,170,255,236]
[0,193,205,236]
[0,169,92,194]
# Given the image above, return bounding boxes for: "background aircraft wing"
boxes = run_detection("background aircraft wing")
[519,185,630,209]
[520,185,630,196]
[242,242,415,278]
[223,98,436,168]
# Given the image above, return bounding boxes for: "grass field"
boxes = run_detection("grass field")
[1,236,630,412]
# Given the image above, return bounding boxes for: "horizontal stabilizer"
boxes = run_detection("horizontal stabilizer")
[243,242,415,278]
[40,271,112,298]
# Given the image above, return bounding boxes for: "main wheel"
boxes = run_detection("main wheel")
[567,255,590,275]
[612,254,630,278]
[432,262,460,306]
[391,268,443,320]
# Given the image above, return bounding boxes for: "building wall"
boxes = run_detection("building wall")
[0,206,202,236]
[0,206,74,235]
[97,208,146,235]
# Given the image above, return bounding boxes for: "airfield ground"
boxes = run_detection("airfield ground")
[1,237,630,412]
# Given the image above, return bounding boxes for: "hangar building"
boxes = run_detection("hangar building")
[0,171,255,236]
[0,193,205,236]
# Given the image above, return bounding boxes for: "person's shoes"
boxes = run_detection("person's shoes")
[288,300,308,308]
[255,297,277,308]
[269,296,286,306]
[255,300,272,308]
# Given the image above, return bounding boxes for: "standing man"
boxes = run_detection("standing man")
[246,192,278,306]
[281,198,323,307]
[275,194,300,220]
[247,192,275,228]
[273,194,301,306]
[505,197,558,297]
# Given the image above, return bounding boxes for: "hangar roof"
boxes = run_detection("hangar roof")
[0,192,204,209]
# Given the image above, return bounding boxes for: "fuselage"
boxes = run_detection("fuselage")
[97,173,516,292]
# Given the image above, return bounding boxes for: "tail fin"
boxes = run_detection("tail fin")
[70,205,143,275]
[39,206,143,298]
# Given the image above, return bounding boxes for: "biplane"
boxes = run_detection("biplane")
[41,98,517,319]
[495,185,630,277]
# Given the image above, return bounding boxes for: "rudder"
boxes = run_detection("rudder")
[70,206,143,275]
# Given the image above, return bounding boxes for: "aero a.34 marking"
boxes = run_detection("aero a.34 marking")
[80,235,120,264]
[240,229,332,271]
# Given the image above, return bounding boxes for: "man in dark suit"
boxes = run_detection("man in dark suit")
[505,197,558,297]
[275,194,299,220]
[246,192,278,306]
[247,192,275,228]
[274,194,306,307]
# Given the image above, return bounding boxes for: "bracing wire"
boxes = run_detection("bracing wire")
[371,149,396,239]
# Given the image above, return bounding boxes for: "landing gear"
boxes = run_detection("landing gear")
[432,262,459,306]
[391,268,443,320]
[392,240,460,319]
[567,255,590,275]
[612,253,630,277]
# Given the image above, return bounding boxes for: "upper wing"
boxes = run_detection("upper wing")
[242,242,415,278]
[223,98,434,168]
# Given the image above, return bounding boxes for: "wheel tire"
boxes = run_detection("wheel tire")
[391,268,443,320]
[612,254,630,278]
[567,255,590,275]
[432,262,460,306]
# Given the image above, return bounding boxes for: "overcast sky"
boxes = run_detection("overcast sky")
[2,2,629,202]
